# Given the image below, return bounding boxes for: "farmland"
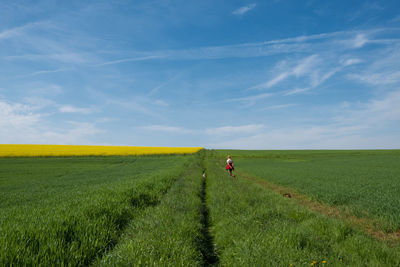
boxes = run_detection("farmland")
[0,144,202,157]
[0,154,196,265]
[217,150,400,233]
[1,149,400,266]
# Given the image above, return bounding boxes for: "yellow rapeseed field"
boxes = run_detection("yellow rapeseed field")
[0,144,203,157]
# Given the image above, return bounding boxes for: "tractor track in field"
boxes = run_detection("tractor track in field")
[199,154,219,266]
[93,163,197,265]
[236,169,400,243]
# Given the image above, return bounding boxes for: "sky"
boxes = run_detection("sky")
[1,0,400,149]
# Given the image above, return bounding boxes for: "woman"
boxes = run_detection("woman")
[226,155,234,177]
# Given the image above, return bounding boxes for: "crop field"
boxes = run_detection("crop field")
[216,150,400,233]
[0,154,195,265]
[1,149,400,266]
[0,144,202,157]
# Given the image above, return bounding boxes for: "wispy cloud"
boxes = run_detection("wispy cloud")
[19,68,70,77]
[59,105,94,114]
[349,33,369,48]
[250,51,365,96]
[223,93,273,105]
[209,89,400,149]
[0,21,46,40]
[260,103,297,110]
[206,124,264,135]
[96,55,164,66]
[93,28,400,66]
[0,99,102,145]
[1,20,97,65]
[341,58,362,66]
[333,89,400,125]
[250,54,321,90]
[251,72,289,90]
[232,3,256,15]
[152,100,169,107]
[349,71,400,85]
[284,87,311,96]
[140,125,193,134]
[148,73,183,96]
[0,100,41,128]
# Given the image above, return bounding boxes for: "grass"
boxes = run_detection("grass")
[0,155,193,266]
[205,150,400,266]
[98,151,215,266]
[216,149,400,233]
[2,149,400,266]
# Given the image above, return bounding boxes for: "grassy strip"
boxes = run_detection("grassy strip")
[205,151,400,266]
[216,149,400,232]
[0,155,192,266]
[98,153,211,266]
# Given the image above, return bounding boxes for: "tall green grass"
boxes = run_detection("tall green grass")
[99,152,213,266]
[0,155,193,266]
[216,149,400,232]
[206,150,400,266]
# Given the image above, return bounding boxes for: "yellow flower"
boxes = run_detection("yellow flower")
[322,260,327,263]
[290,264,293,267]
[0,144,203,157]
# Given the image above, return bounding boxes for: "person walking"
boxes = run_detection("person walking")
[226,155,235,177]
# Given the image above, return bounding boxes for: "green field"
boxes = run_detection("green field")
[1,150,400,266]
[216,150,400,232]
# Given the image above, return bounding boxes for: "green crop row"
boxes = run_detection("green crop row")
[0,155,193,266]
[98,151,215,266]
[217,149,400,232]
[205,150,400,266]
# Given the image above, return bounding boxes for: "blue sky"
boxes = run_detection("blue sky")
[1,0,400,149]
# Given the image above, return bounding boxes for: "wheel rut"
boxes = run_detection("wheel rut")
[199,153,219,266]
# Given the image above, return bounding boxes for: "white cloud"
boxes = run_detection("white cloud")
[40,122,103,145]
[284,87,311,96]
[0,99,103,145]
[206,124,264,136]
[153,100,169,107]
[341,58,362,66]
[208,127,399,149]
[94,28,399,64]
[140,125,193,134]
[1,20,96,65]
[22,68,70,77]
[0,21,45,40]
[260,104,296,110]
[209,90,400,149]
[233,4,256,15]
[252,73,289,89]
[251,55,324,91]
[59,105,94,114]
[349,71,400,85]
[334,89,400,125]
[97,55,164,66]
[292,55,319,76]
[349,33,368,48]
[0,100,41,129]
[223,93,273,104]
